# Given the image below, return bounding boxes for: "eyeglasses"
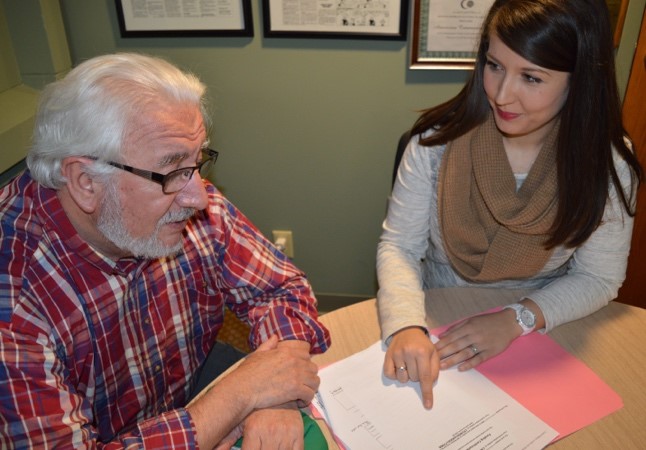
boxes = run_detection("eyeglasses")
[86,148,219,194]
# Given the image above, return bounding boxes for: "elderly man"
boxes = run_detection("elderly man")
[0,53,330,449]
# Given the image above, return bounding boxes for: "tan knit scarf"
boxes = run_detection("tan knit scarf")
[437,113,558,282]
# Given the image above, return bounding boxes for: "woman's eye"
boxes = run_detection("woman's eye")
[524,74,543,84]
[487,61,503,72]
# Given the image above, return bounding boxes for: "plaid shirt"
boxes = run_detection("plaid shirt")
[0,171,330,449]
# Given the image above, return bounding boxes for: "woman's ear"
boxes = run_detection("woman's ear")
[59,157,104,214]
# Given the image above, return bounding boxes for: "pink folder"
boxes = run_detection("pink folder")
[314,313,623,448]
[432,318,623,440]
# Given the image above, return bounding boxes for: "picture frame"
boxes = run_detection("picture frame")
[410,0,494,70]
[115,0,253,38]
[262,0,409,40]
[410,0,630,70]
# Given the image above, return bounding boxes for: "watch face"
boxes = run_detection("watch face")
[520,309,536,328]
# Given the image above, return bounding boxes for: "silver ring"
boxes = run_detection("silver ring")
[470,345,478,355]
[397,365,407,372]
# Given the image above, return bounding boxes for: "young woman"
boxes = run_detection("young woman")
[377,0,642,409]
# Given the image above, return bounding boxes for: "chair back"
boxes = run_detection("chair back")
[392,130,412,187]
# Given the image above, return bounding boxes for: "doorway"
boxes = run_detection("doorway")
[616,9,646,308]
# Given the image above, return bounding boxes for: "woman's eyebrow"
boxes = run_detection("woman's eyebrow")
[523,67,551,78]
[485,51,496,61]
[485,51,550,73]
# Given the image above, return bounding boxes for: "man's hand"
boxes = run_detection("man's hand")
[234,335,319,410]
[383,327,439,409]
[187,335,318,449]
[215,403,304,450]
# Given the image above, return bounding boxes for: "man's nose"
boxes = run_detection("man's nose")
[176,172,209,210]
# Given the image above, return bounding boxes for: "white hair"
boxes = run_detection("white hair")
[27,53,210,188]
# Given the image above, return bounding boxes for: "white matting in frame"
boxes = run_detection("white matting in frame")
[115,0,253,37]
[263,0,409,40]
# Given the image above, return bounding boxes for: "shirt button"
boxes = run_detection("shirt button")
[154,364,161,373]
[144,318,151,325]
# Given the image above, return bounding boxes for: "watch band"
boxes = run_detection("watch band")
[503,303,536,336]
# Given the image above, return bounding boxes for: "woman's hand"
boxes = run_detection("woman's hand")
[435,309,520,371]
[383,327,440,409]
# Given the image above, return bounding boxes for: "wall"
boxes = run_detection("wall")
[0,0,34,179]
[6,0,646,308]
[0,0,71,184]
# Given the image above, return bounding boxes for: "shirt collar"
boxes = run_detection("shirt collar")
[33,175,151,276]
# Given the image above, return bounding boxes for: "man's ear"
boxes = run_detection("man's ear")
[60,157,104,214]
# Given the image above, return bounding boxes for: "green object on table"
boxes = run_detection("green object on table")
[232,410,328,449]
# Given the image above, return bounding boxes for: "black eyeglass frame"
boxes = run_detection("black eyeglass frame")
[85,148,219,194]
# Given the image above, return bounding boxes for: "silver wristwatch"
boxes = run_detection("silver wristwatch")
[504,303,536,336]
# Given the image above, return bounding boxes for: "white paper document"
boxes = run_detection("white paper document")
[313,340,557,450]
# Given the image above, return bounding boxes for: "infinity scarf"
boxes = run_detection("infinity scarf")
[437,114,559,281]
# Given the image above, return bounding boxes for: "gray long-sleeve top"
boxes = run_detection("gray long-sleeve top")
[377,134,635,341]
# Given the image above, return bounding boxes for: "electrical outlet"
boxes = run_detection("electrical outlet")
[272,230,294,258]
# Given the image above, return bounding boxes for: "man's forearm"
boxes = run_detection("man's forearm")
[187,369,255,449]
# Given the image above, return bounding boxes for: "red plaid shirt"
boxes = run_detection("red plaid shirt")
[0,171,330,449]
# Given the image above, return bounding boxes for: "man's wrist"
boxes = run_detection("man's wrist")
[276,339,311,352]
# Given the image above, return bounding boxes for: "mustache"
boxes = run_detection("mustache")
[160,208,197,225]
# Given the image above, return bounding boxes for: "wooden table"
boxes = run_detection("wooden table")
[312,287,646,449]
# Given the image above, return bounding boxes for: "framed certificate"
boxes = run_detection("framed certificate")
[411,0,630,70]
[115,0,253,37]
[263,0,409,40]
[410,0,494,69]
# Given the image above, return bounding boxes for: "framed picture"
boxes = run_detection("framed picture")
[410,0,630,70]
[410,0,494,70]
[115,0,253,38]
[263,0,409,40]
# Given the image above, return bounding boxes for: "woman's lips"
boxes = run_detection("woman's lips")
[496,108,520,121]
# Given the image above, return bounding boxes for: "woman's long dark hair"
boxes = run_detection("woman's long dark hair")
[412,0,642,248]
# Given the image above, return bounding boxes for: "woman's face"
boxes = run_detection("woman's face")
[483,33,570,143]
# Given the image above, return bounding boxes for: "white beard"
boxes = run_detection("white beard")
[97,182,196,259]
